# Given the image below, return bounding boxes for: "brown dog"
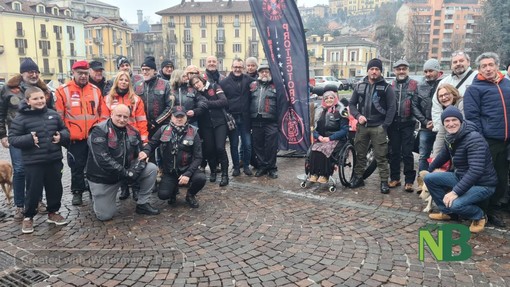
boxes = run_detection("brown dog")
[0,160,13,205]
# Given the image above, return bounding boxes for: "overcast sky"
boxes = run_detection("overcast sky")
[101,0,329,24]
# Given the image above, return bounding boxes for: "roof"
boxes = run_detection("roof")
[85,16,133,30]
[157,0,251,15]
[322,36,377,48]
[0,0,75,20]
[81,0,116,8]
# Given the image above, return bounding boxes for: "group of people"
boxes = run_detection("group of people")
[0,54,284,233]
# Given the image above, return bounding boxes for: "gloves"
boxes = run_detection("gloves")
[197,101,208,109]
[124,159,147,183]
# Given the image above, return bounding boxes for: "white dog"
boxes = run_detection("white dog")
[418,170,433,213]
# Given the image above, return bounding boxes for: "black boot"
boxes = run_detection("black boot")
[135,203,160,215]
[119,184,130,200]
[220,174,229,186]
[380,182,390,194]
[209,172,217,182]
[132,188,139,202]
[186,193,199,208]
[349,176,365,188]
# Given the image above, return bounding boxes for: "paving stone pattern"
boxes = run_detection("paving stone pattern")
[0,148,508,286]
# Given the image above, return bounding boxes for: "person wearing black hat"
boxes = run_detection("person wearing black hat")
[387,59,419,192]
[141,105,206,208]
[349,58,396,194]
[424,106,498,233]
[0,57,53,219]
[158,60,174,81]
[104,56,139,97]
[88,61,106,96]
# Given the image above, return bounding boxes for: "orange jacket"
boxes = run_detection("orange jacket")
[100,93,149,143]
[55,80,101,141]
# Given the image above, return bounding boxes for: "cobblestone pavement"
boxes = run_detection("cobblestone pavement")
[0,147,508,286]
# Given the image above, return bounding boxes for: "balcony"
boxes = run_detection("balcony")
[71,50,77,56]
[184,52,193,58]
[113,38,123,45]
[42,68,55,75]
[445,10,454,15]
[56,32,62,40]
[215,36,225,43]
[216,51,225,58]
[217,22,224,28]
[16,29,25,37]
[443,38,451,43]
[18,47,26,55]
[249,50,258,57]
[41,31,48,38]
[444,19,454,24]
[93,37,103,44]
[249,37,258,43]
[443,29,453,34]
[167,34,177,44]
[467,19,475,24]
[182,37,192,43]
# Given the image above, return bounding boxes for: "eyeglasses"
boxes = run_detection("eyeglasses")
[232,66,244,69]
[452,51,465,57]
[438,92,451,99]
[394,67,408,71]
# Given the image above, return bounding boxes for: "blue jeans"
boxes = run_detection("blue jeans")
[228,114,252,170]
[9,145,25,207]
[424,172,495,220]
[418,129,437,171]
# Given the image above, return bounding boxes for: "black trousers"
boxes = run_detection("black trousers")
[158,171,206,199]
[252,121,278,171]
[66,140,88,192]
[201,125,229,173]
[388,121,416,184]
[24,161,63,218]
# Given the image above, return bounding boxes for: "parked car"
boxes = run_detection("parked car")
[338,78,350,90]
[314,76,344,90]
[385,76,396,84]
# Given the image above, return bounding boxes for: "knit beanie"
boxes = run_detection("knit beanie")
[367,58,383,71]
[116,56,130,69]
[20,58,40,73]
[161,60,174,68]
[141,56,157,70]
[441,106,463,124]
[423,59,440,71]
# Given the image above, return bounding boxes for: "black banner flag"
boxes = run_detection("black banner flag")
[249,0,311,152]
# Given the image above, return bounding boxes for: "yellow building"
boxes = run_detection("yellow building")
[322,36,377,78]
[84,17,133,78]
[157,0,264,72]
[0,0,85,82]
[329,0,394,16]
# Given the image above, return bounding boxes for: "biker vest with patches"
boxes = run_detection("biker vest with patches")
[391,78,418,123]
[356,80,390,126]
[158,124,198,173]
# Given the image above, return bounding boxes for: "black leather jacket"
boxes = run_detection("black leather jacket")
[391,77,418,124]
[412,78,441,129]
[86,119,142,184]
[250,80,279,122]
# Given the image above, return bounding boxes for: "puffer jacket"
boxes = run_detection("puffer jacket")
[173,83,199,125]
[8,102,69,165]
[391,77,418,123]
[463,73,510,141]
[134,76,173,131]
[143,124,202,177]
[412,78,441,129]
[349,76,396,129]
[0,75,55,138]
[86,119,142,184]
[429,120,498,196]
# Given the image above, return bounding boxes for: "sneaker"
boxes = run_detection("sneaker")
[404,183,414,193]
[185,194,199,208]
[388,180,401,188]
[22,218,34,234]
[317,176,328,184]
[309,175,318,182]
[429,212,452,221]
[14,207,24,220]
[380,182,390,194]
[47,212,68,226]
[37,201,48,214]
[470,215,488,233]
[72,191,83,206]
[243,167,253,176]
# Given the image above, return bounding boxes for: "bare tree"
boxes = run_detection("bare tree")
[404,12,429,73]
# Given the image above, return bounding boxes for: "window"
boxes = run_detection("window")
[15,39,27,48]
[57,42,62,56]
[40,24,47,38]
[217,43,224,52]
[434,20,440,26]
[43,59,50,73]
[201,29,206,39]
[433,29,440,35]
[432,48,438,53]
[201,44,207,54]
[235,29,240,38]
[169,45,175,57]
[432,39,439,44]
[58,59,63,73]
[67,26,75,40]
[37,5,45,14]
[12,1,21,11]
[233,43,241,53]
[218,15,223,27]
[217,29,224,41]
[169,16,175,27]
[251,29,258,41]
[52,7,59,15]
[201,15,206,27]
[234,15,240,27]
[350,51,357,62]
[456,24,459,29]
[16,22,24,37]
[200,58,206,68]
[185,16,191,28]
[434,10,441,16]
[184,30,192,42]
[54,25,63,39]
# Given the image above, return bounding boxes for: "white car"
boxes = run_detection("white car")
[314,76,344,90]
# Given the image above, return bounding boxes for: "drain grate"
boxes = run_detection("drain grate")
[0,269,49,287]
[0,251,15,273]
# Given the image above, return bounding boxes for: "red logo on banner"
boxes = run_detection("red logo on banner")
[282,108,304,144]
[263,0,286,21]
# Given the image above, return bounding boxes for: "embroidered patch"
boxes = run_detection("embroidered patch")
[92,137,106,143]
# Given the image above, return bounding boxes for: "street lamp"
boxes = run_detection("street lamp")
[389,48,393,77]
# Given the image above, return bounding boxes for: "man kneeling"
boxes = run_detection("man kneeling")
[140,106,206,208]
[424,106,497,233]
[86,104,160,220]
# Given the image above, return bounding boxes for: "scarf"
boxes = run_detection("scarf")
[169,122,188,155]
[116,87,128,97]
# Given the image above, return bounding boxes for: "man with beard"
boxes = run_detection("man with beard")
[158,59,174,81]
[55,60,102,206]
[0,58,53,218]
[464,52,510,228]
[104,56,140,96]
[249,64,282,179]
[204,55,225,84]
[387,60,418,192]
[88,61,106,96]
[412,59,443,175]
[220,58,253,176]
[349,58,396,194]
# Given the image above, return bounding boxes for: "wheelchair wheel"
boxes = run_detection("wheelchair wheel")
[338,143,356,187]
[363,144,377,180]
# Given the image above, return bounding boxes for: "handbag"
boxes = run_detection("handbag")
[222,109,236,131]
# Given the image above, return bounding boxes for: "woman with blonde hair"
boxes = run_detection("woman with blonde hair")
[431,83,464,157]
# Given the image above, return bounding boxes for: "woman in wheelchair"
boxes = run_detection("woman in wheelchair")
[308,91,350,183]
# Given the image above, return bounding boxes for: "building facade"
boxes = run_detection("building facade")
[329,0,394,16]
[321,36,378,78]
[43,0,120,19]
[396,0,482,68]
[84,16,133,78]
[131,24,165,73]
[157,0,264,72]
[0,0,85,82]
